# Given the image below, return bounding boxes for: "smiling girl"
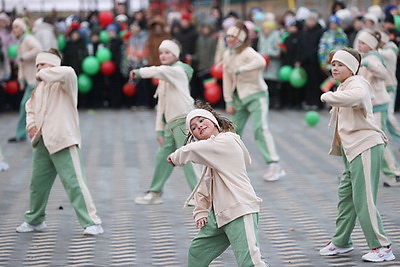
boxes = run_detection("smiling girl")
[167,102,267,266]
[319,48,395,262]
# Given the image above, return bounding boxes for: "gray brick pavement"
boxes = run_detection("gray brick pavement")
[0,109,399,266]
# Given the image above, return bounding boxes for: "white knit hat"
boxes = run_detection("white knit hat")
[12,18,27,32]
[159,40,180,59]
[332,49,360,75]
[186,109,220,137]
[36,52,61,67]
[358,30,379,49]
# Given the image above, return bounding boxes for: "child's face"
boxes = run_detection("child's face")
[190,116,220,140]
[226,34,240,48]
[159,48,177,65]
[331,61,353,83]
[357,40,372,53]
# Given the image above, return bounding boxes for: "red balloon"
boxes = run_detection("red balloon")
[123,82,136,96]
[4,80,19,95]
[152,78,159,86]
[204,79,222,104]
[210,63,223,80]
[100,61,116,76]
[99,11,114,28]
[262,55,270,69]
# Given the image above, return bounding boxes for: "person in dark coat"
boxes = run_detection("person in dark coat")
[299,11,324,110]
[104,24,123,108]
[280,18,303,109]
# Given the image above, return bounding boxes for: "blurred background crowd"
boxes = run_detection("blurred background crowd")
[0,0,400,112]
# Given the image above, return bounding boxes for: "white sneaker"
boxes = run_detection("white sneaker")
[383,176,400,187]
[0,161,9,171]
[135,191,163,205]
[83,224,104,235]
[319,241,353,256]
[263,163,286,181]
[16,221,47,233]
[362,246,395,262]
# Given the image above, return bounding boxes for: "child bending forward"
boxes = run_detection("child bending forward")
[167,103,267,267]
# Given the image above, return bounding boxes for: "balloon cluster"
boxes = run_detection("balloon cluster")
[278,66,307,88]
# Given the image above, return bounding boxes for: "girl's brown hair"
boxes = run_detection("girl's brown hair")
[48,48,63,62]
[184,100,236,144]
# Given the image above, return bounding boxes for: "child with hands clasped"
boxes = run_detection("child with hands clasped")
[319,48,395,262]
[130,39,198,205]
[167,103,267,267]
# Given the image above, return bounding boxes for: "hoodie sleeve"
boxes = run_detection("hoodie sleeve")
[362,56,387,80]
[37,66,77,92]
[236,48,266,73]
[169,139,216,167]
[137,65,189,86]
[321,86,365,108]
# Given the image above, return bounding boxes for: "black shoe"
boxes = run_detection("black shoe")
[8,137,26,143]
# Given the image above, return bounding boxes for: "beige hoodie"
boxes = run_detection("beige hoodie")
[358,52,390,106]
[26,66,81,154]
[321,75,387,162]
[136,63,194,133]
[17,34,42,85]
[222,46,267,104]
[169,132,261,228]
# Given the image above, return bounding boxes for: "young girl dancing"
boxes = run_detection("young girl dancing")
[319,48,395,262]
[167,102,267,266]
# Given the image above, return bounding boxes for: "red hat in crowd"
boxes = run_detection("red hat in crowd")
[181,13,191,22]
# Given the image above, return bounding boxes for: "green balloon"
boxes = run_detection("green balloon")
[278,65,293,82]
[99,30,110,43]
[395,16,400,31]
[305,111,319,126]
[95,47,112,63]
[82,56,100,76]
[78,74,93,93]
[57,34,66,51]
[280,32,289,42]
[119,30,127,39]
[8,44,18,59]
[290,67,308,88]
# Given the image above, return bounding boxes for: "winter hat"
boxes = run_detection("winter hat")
[181,13,191,22]
[226,25,247,42]
[222,17,236,30]
[263,20,276,30]
[12,18,27,31]
[363,13,379,25]
[106,23,118,33]
[358,30,379,49]
[36,52,61,67]
[186,109,220,136]
[159,39,180,59]
[328,14,340,25]
[332,49,360,75]
[336,9,352,26]
[0,13,10,26]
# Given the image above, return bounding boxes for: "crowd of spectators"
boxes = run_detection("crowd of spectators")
[0,1,399,112]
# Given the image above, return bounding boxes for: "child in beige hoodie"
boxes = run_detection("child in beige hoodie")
[167,103,267,267]
[357,30,400,187]
[319,48,394,262]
